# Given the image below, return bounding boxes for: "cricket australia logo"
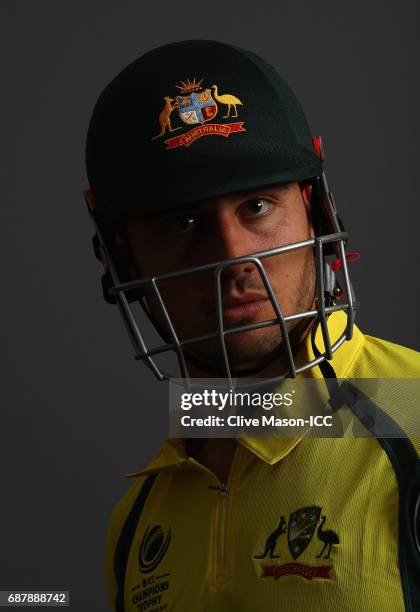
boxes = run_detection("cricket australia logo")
[288,506,321,559]
[253,507,340,581]
[138,524,171,574]
[151,77,245,149]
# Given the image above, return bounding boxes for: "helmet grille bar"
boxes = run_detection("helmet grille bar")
[90,209,165,380]
[315,239,333,360]
[337,239,356,340]
[251,257,296,378]
[116,291,165,380]
[150,279,191,380]
[109,233,348,296]
[133,301,355,361]
[214,265,232,384]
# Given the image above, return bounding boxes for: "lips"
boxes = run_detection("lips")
[209,294,269,323]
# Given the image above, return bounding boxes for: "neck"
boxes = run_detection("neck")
[185,437,237,483]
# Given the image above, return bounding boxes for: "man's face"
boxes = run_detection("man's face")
[122,182,316,375]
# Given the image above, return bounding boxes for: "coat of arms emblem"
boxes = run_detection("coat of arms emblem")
[150,76,245,148]
[176,79,218,125]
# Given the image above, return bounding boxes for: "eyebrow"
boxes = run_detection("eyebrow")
[200,183,293,209]
[139,183,293,223]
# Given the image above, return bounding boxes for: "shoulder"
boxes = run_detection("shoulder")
[353,332,420,378]
[351,332,420,455]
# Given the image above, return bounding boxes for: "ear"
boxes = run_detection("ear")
[301,183,315,238]
[302,183,312,206]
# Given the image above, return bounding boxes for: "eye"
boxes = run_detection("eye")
[168,214,196,234]
[239,198,273,218]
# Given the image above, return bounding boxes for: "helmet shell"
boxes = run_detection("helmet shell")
[86,39,322,224]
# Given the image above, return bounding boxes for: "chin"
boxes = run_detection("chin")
[187,326,284,374]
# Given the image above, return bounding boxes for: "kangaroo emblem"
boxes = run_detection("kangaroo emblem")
[253,516,287,559]
[151,96,181,140]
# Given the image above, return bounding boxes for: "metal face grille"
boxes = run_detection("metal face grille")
[103,235,356,386]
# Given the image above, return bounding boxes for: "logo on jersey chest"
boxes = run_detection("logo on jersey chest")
[138,523,171,573]
[130,523,172,611]
[253,506,340,581]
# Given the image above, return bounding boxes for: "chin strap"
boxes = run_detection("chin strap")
[310,316,347,412]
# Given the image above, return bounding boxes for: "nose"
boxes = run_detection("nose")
[209,210,257,280]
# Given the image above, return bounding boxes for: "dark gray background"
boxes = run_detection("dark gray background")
[2,1,419,610]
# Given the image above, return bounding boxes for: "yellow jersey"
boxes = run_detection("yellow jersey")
[105,311,420,612]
